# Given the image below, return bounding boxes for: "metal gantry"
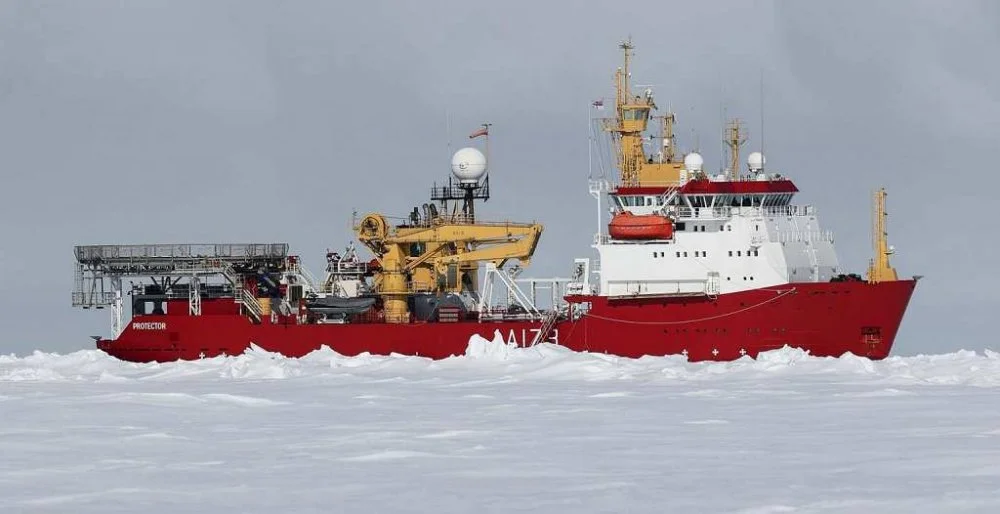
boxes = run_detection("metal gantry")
[72,243,291,337]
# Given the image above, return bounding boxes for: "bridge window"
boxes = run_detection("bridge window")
[623,108,649,121]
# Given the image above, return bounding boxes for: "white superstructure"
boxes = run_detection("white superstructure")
[594,165,840,298]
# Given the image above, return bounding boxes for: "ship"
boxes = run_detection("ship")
[72,41,917,363]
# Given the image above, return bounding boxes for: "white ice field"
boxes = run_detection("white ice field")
[2,333,999,513]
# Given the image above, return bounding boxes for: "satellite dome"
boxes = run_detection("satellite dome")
[451,147,487,184]
[747,151,766,172]
[683,152,704,172]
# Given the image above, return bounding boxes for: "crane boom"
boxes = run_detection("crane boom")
[355,213,543,323]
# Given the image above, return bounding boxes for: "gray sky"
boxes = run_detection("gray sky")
[1,1,997,356]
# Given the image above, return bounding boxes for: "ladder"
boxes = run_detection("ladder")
[237,288,263,323]
[530,311,560,346]
[223,263,262,323]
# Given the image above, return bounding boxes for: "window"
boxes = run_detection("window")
[653,252,657,258]
[676,252,680,258]
[754,250,759,256]
[737,251,742,256]
[727,225,732,232]
[728,251,733,257]
[683,252,688,257]
[623,108,649,121]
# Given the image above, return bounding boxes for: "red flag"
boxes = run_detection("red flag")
[469,126,489,139]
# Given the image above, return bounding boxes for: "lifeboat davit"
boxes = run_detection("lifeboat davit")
[608,212,674,240]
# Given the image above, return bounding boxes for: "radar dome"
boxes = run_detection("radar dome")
[747,151,766,171]
[451,147,487,184]
[683,152,704,172]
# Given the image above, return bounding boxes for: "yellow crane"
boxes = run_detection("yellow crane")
[356,213,542,323]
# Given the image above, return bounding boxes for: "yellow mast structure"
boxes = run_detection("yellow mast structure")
[603,40,683,188]
[660,112,676,163]
[724,119,747,181]
[866,187,898,283]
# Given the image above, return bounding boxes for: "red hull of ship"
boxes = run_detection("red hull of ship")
[98,279,917,363]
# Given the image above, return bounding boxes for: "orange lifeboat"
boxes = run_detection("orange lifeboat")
[608,212,674,240]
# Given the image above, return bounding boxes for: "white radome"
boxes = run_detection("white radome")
[683,152,704,172]
[747,151,766,171]
[451,147,488,184]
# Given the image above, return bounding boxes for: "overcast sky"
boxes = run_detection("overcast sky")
[1,0,997,355]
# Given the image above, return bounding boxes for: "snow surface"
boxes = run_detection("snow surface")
[2,332,1000,513]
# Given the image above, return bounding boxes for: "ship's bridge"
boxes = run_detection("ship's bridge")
[611,177,800,215]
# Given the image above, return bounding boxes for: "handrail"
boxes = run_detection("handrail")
[239,289,263,320]
[775,230,834,243]
[670,204,816,220]
[75,243,288,263]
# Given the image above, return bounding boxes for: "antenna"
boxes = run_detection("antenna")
[482,122,492,169]
[588,102,593,179]
[445,108,452,162]
[759,69,765,170]
[720,102,726,175]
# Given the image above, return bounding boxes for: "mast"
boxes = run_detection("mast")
[608,38,654,187]
[660,112,676,163]
[724,119,747,181]
[866,188,898,283]
[617,39,632,109]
